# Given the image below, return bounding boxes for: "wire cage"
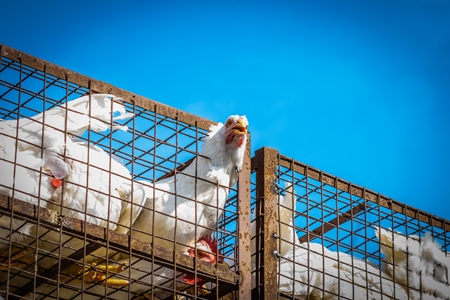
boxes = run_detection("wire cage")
[0,45,251,300]
[251,147,450,299]
[3,44,450,300]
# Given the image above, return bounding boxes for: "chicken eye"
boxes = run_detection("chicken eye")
[226,120,232,127]
[196,251,204,258]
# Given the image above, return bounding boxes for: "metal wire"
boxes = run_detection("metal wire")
[0,47,242,300]
[250,150,450,299]
[4,44,450,300]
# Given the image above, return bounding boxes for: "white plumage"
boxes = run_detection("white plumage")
[251,184,408,299]
[0,94,134,245]
[375,226,450,300]
[278,242,408,299]
[130,114,248,252]
[46,140,146,232]
[27,135,149,298]
[105,114,248,298]
[277,183,302,256]
[32,115,247,299]
[36,139,147,267]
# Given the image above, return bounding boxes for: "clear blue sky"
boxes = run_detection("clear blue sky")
[1,0,449,220]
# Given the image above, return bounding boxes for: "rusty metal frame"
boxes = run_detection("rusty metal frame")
[237,140,252,299]
[251,147,278,299]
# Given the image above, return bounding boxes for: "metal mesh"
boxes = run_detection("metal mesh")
[251,148,450,299]
[0,48,242,299]
[4,44,450,300]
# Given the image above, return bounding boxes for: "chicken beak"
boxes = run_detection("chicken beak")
[231,119,248,135]
[226,119,248,145]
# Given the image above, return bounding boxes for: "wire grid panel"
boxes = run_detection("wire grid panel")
[0,53,241,299]
[251,148,450,300]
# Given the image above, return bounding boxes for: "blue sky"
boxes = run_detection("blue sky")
[1,0,449,220]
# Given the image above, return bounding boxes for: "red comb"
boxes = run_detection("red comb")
[183,236,225,285]
[202,236,218,252]
[51,178,63,188]
[199,235,224,263]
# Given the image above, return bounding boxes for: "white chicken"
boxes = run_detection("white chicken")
[0,94,133,245]
[46,140,146,233]
[33,139,147,270]
[130,114,248,252]
[0,94,150,295]
[278,242,409,299]
[275,182,302,256]
[75,114,248,298]
[251,184,408,299]
[19,114,247,299]
[375,226,450,300]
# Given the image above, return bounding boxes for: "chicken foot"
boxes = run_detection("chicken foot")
[61,261,129,287]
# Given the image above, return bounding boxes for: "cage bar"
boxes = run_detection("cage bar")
[251,147,278,299]
[237,142,252,300]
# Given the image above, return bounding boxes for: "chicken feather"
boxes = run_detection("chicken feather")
[250,184,408,299]
[131,114,248,252]
[375,226,450,299]
[30,114,248,299]
[0,94,133,245]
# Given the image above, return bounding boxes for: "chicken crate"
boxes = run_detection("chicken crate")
[0,44,252,300]
[251,147,450,300]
